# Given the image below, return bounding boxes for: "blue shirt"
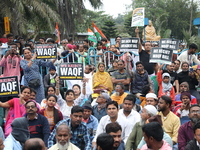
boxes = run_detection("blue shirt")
[48,118,91,150]
[86,115,98,141]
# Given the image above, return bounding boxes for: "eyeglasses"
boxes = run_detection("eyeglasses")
[190,110,200,114]
[61,43,67,44]
[26,105,36,109]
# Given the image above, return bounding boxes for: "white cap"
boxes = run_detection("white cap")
[146,93,158,100]
[144,105,158,116]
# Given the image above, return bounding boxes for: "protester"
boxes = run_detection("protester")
[48,106,91,150]
[39,95,63,131]
[23,138,46,150]
[96,133,114,150]
[126,105,158,150]
[178,105,200,150]
[48,124,80,150]
[20,48,56,103]
[92,62,113,98]
[25,100,50,147]
[111,83,128,105]
[4,117,30,150]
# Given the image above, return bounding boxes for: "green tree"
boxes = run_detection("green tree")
[102,20,117,39]
[0,0,60,37]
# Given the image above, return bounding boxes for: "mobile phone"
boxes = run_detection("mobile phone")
[190,68,194,72]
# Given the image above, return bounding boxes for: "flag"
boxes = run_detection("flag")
[92,22,107,41]
[55,22,60,44]
[88,28,97,43]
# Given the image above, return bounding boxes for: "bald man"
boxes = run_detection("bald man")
[23,138,46,150]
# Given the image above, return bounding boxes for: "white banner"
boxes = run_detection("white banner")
[131,8,145,27]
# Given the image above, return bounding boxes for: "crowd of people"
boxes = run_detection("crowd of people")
[0,32,200,150]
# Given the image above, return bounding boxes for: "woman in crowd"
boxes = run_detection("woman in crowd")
[39,95,63,131]
[40,86,60,110]
[73,83,87,106]
[0,86,34,137]
[20,48,56,103]
[92,62,113,98]
[107,59,118,76]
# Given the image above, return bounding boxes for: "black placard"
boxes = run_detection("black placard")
[35,44,57,59]
[150,48,173,64]
[59,63,83,80]
[119,38,139,52]
[159,39,179,53]
[0,76,20,97]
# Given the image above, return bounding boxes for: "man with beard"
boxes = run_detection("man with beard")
[126,105,158,150]
[118,94,141,129]
[178,105,200,150]
[177,43,200,66]
[158,95,180,150]
[25,101,50,147]
[48,124,80,150]
[111,83,128,105]
[141,122,172,150]
[48,106,91,150]
[105,122,125,150]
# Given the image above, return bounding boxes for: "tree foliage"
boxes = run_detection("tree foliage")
[102,20,117,39]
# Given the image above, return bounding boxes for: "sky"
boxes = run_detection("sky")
[84,0,133,18]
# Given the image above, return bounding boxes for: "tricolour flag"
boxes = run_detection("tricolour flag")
[55,22,60,44]
[88,28,97,43]
[92,22,107,41]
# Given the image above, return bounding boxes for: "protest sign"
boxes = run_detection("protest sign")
[0,76,20,97]
[150,48,173,64]
[131,8,145,27]
[119,38,139,53]
[159,39,179,53]
[59,63,83,80]
[35,44,57,59]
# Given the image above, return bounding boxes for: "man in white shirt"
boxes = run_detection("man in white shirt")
[177,43,200,66]
[92,101,132,147]
[118,94,141,129]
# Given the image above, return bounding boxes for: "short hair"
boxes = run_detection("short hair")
[97,133,114,150]
[23,138,45,150]
[25,100,37,107]
[83,39,89,43]
[189,43,198,50]
[105,122,122,133]
[46,95,57,102]
[124,94,136,104]
[68,37,73,43]
[65,89,75,97]
[46,38,55,43]
[115,83,125,90]
[142,85,151,95]
[7,33,14,38]
[83,45,88,49]
[24,43,32,47]
[71,105,84,114]
[56,124,71,135]
[39,37,45,41]
[181,62,189,68]
[106,101,118,109]
[193,121,200,133]
[85,65,93,72]
[175,59,181,64]
[117,59,125,64]
[101,38,107,42]
[97,41,103,46]
[8,42,17,46]
[160,95,172,107]
[142,122,163,142]
[136,61,143,66]
[189,104,200,112]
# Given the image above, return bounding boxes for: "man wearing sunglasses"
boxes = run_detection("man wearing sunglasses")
[25,100,50,148]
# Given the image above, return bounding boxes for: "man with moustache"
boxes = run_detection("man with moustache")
[25,100,50,147]
[106,122,125,150]
[48,124,80,150]
[126,105,158,150]
[48,106,91,150]
[178,105,200,150]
